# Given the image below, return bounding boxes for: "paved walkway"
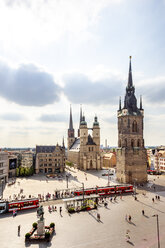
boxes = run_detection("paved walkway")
[1,170,165,247]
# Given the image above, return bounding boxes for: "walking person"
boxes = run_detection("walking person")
[18,225,21,236]
[97,213,100,222]
[152,198,154,203]
[60,206,62,216]
[142,210,144,215]
[128,215,131,222]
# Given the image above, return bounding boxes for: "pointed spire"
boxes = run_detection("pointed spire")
[69,104,73,130]
[128,56,133,88]
[62,136,65,148]
[140,95,143,110]
[119,96,121,110]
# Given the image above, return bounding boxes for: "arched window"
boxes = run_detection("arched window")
[132,121,137,132]
[131,139,134,148]
[137,139,140,147]
[125,139,127,147]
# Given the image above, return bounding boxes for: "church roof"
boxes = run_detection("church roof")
[69,138,80,152]
[86,135,96,145]
[36,145,63,153]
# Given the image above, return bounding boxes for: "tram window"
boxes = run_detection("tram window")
[0,206,5,210]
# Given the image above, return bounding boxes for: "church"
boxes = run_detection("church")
[67,106,103,170]
[116,56,147,184]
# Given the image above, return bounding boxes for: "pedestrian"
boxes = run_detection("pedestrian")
[125,214,127,221]
[152,198,154,203]
[142,210,144,215]
[155,195,157,200]
[158,196,160,200]
[125,230,130,242]
[60,206,62,215]
[120,195,122,200]
[128,215,131,222]
[18,225,21,236]
[97,213,100,222]
[110,197,112,202]
[104,202,108,208]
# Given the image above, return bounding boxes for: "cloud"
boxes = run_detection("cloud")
[0,113,25,121]
[0,61,61,106]
[63,73,123,105]
[39,113,67,122]
[137,77,165,104]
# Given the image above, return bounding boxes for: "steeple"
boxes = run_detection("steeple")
[78,104,83,137]
[62,136,65,148]
[140,95,143,110]
[69,105,73,130]
[124,56,139,114]
[119,96,121,111]
[128,56,133,88]
[68,105,74,138]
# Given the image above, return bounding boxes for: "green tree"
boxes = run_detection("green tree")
[19,167,25,176]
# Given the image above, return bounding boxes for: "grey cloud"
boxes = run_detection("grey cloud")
[0,113,25,121]
[39,114,67,122]
[139,80,165,104]
[63,73,123,105]
[0,61,61,106]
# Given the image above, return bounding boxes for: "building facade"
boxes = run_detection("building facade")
[35,144,66,174]
[0,152,8,184]
[21,151,34,168]
[116,57,147,184]
[67,106,103,170]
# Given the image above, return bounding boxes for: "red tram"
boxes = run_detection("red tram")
[74,185,133,197]
[0,198,39,214]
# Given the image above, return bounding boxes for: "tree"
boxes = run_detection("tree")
[16,167,20,177]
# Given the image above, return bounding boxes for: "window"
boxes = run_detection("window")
[40,164,43,167]
[0,169,4,174]
[131,139,134,148]
[49,159,52,161]
[132,121,137,132]
[49,164,52,166]
[44,164,47,167]
[39,169,43,173]
[0,163,3,168]
[137,139,140,147]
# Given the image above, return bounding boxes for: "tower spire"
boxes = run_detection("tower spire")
[119,96,121,111]
[78,104,83,137]
[69,105,73,130]
[128,56,133,88]
[62,136,65,148]
[140,95,143,110]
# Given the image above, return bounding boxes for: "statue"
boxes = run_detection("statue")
[37,205,44,221]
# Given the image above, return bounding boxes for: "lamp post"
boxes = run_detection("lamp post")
[108,169,110,186]
[82,182,84,205]
[66,175,69,189]
[0,179,4,199]
[152,214,160,248]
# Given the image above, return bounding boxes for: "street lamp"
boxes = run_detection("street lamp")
[108,169,110,186]
[82,182,84,205]
[66,175,69,189]
[152,214,160,248]
[0,179,4,199]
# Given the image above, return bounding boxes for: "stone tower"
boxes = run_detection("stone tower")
[92,116,100,153]
[68,105,75,149]
[116,56,147,184]
[79,115,88,169]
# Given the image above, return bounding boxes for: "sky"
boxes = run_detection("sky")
[0,0,165,147]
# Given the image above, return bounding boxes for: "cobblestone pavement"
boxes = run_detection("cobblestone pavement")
[1,171,165,247]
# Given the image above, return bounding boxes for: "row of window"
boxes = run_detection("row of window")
[119,139,142,148]
[0,163,3,168]
[38,153,63,157]
[39,164,62,167]
[39,158,65,162]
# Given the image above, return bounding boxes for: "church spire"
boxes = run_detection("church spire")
[69,105,73,130]
[62,136,65,148]
[78,104,83,137]
[128,56,133,88]
[140,95,143,110]
[119,96,121,111]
